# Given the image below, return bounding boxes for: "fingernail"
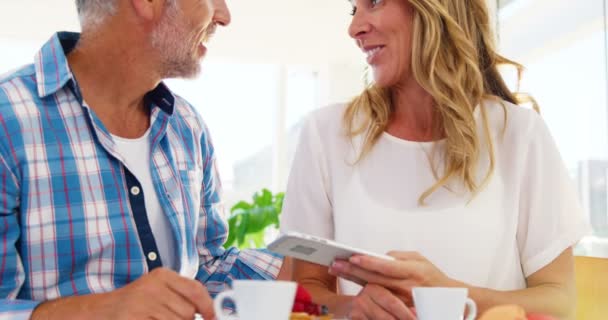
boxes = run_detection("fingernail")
[332,261,346,271]
[350,256,361,265]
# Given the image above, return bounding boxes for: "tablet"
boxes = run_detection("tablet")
[268,231,394,267]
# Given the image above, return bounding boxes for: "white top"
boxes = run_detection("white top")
[280,100,590,295]
[112,131,178,271]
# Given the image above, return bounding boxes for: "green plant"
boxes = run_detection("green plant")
[223,188,285,249]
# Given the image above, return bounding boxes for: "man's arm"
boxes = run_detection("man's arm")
[0,149,45,319]
[193,173,285,295]
[30,268,216,320]
[194,132,284,296]
[0,127,217,320]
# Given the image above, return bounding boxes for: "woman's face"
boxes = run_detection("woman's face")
[348,0,415,88]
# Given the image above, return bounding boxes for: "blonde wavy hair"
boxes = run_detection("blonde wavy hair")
[344,0,534,204]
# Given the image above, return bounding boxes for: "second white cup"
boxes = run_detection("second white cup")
[413,287,477,320]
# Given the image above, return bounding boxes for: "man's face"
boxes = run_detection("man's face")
[151,0,230,79]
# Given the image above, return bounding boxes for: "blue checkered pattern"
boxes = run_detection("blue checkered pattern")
[0,32,283,319]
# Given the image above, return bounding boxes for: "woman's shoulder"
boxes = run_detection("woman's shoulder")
[480,97,543,141]
[302,103,349,137]
[307,103,349,124]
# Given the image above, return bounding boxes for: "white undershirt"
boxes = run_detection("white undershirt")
[112,130,178,271]
[281,100,590,294]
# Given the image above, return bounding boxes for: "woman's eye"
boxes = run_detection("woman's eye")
[350,0,382,16]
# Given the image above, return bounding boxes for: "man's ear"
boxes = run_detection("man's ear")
[130,0,165,22]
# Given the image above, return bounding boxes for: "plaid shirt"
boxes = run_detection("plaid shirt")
[0,32,282,319]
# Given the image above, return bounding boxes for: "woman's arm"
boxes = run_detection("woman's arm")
[459,248,576,319]
[330,248,577,319]
[293,259,354,317]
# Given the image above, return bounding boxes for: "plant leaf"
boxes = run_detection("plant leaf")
[224,188,285,249]
[236,213,249,248]
[223,215,237,249]
[230,201,252,215]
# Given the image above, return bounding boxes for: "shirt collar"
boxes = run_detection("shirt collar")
[145,82,175,115]
[34,31,78,99]
[34,31,175,115]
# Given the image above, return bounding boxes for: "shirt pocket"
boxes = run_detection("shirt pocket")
[179,168,203,215]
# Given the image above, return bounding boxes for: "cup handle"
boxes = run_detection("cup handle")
[464,297,477,320]
[213,290,238,320]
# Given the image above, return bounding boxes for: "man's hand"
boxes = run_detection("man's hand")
[276,257,293,280]
[31,267,215,320]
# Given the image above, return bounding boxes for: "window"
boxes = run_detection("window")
[0,1,365,221]
[168,63,323,209]
[0,39,329,214]
[167,62,284,209]
[499,0,608,256]
[0,39,38,76]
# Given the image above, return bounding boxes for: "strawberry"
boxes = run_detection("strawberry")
[292,301,306,313]
[304,302,320,316]
[294,284,312,303]
[291,284,327,316]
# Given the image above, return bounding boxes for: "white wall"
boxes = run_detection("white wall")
[0,0,81,41]
[0,0,500,67]
[0,0,362,66]
[0,0,501,102]
[0,0,365,105]
[498,0,601,62]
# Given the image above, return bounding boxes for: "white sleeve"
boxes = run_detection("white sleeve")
[517,113,591,277]
[280,113,334,239]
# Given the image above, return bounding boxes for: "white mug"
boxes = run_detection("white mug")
[213,280,297,320]
[412,287,477,320]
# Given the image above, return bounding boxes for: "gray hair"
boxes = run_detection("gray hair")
[76,0,178,30]
[75,0,118,30]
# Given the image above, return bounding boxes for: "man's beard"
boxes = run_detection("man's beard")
[151,4,201,79]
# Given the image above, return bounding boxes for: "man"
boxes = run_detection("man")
[0,0,287,319]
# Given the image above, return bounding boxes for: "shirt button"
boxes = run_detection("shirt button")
[147,251,158,261]
[130,186,141,196]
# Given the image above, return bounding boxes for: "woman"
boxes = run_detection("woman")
[280,0,589,319]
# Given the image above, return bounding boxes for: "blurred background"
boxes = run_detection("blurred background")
[0,0,606,257]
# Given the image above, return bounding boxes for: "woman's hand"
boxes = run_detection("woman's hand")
[347,284,416,320]
[329,251,456,305]
[330,249,577,319]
